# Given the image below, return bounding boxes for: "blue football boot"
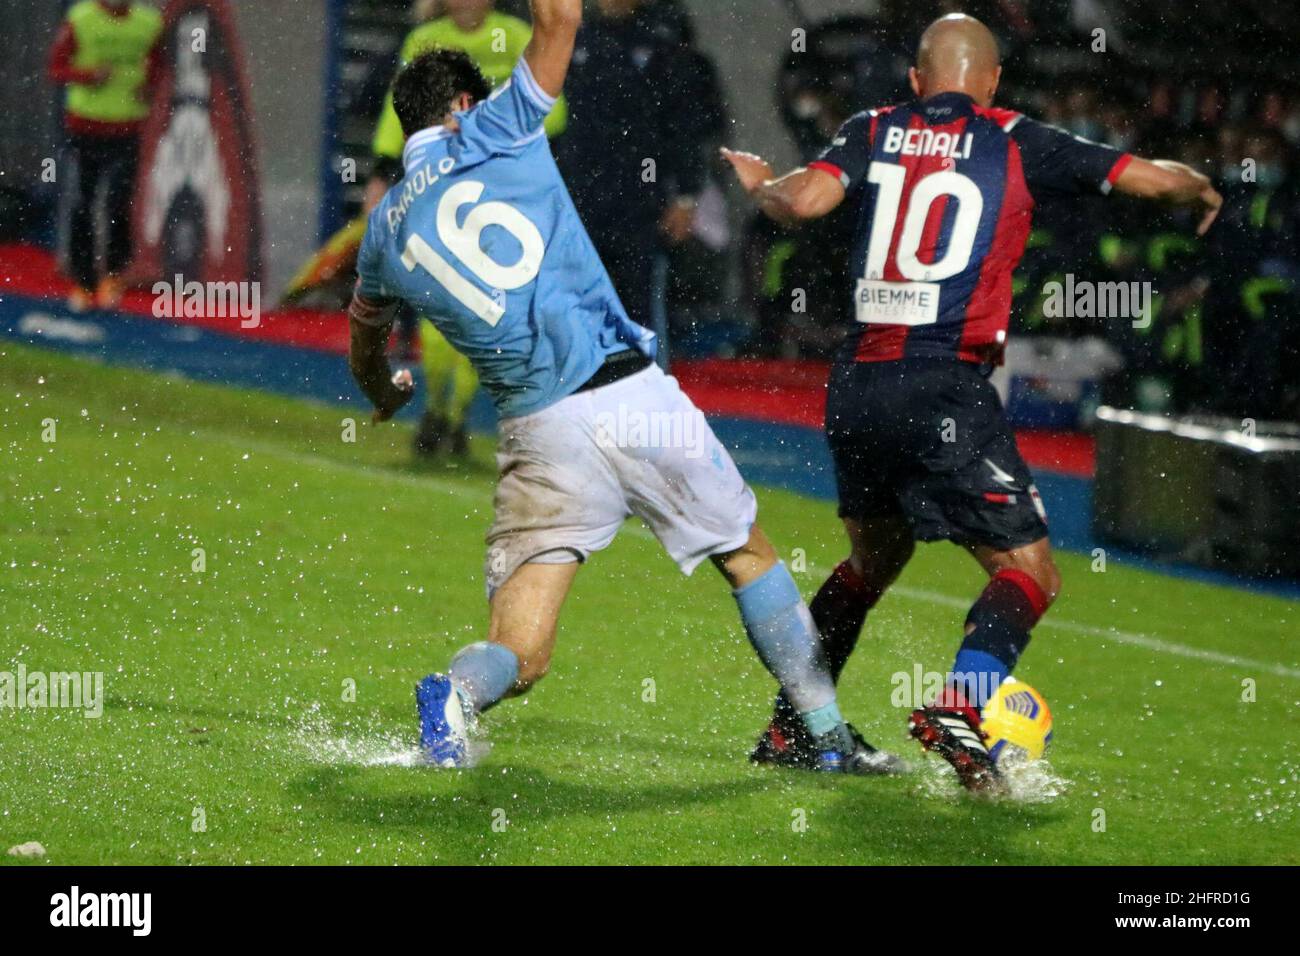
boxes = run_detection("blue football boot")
[416,674,472,768]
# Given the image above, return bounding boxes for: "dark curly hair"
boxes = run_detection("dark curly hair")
[393,48,492,137]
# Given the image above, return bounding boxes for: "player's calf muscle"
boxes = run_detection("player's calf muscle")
[844,516,914,588]
[508,652,550,693]
[1015,547,1062,607]
[1038,560,1062,605]
[486,617,553,691]
[486,562,576,692]
[711,525,779,589]
[973,540,1062,608]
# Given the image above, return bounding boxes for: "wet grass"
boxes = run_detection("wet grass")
[1,343,1295,864]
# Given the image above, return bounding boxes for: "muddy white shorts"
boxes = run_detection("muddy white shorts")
[484,364,758,597]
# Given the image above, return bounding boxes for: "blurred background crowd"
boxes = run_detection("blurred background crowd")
[329,0,1300,423]
[5,0,1299,425]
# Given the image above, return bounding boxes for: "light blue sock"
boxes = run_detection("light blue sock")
[802,700,846,738]
[733,562,839,728]
[449,642,519,713]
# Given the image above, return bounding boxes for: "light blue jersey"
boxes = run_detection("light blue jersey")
[356,58,656,420]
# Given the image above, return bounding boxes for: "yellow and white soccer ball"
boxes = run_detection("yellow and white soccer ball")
[980,677,1052,766]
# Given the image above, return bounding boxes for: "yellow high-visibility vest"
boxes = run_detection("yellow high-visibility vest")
[65,1,163,125]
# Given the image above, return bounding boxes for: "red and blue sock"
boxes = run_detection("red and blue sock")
[949,569,1050,708]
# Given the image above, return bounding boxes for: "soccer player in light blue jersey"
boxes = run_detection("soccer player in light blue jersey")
[346,0,903,775]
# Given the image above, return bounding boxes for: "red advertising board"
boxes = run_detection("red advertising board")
[130,0,263,285]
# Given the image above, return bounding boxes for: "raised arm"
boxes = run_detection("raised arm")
[524,0,583,99]
[1113,157,1223,236]
[721,148,847,227]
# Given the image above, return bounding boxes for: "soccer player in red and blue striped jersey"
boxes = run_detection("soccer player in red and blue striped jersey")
[725,13,1222,791]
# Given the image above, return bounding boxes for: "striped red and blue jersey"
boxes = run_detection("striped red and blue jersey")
[811,92,1132,364]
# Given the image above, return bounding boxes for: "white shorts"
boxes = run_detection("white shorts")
[485,364,758,597]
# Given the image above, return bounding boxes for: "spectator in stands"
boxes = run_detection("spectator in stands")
[353,0,443,124]
[47,0,162,312]
[1060,84,1105,142]
[1203,127,1300,419]
[1256,87,1300,145]
[554,0,723,339]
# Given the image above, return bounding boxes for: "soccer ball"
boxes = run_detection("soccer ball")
[980,677,1052,765]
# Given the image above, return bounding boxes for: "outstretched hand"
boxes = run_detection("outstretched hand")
[720,148,775,195]
[1195,184,1223,236]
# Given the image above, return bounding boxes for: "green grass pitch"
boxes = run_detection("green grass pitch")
[1,341,1296,865]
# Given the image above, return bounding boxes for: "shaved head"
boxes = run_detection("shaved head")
[910,14,1002,106]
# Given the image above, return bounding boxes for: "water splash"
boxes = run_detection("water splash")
[915,754,1070,803]
[999,758,1071,803]
[289,704,423,767]
[287,703,491,768]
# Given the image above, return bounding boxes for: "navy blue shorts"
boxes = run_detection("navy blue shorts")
[826,358,1049,551]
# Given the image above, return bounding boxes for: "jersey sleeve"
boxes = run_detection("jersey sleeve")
[1010,116,1133,199]
[809,111,876,191]
[352,216,397,325]
[463,57,557,151]
[499,17,568,139]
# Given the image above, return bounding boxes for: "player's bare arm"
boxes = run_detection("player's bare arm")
[347,296,414,423]
[522,0,583,99]
[721,147,847,226]
[1114,157,1224,235]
